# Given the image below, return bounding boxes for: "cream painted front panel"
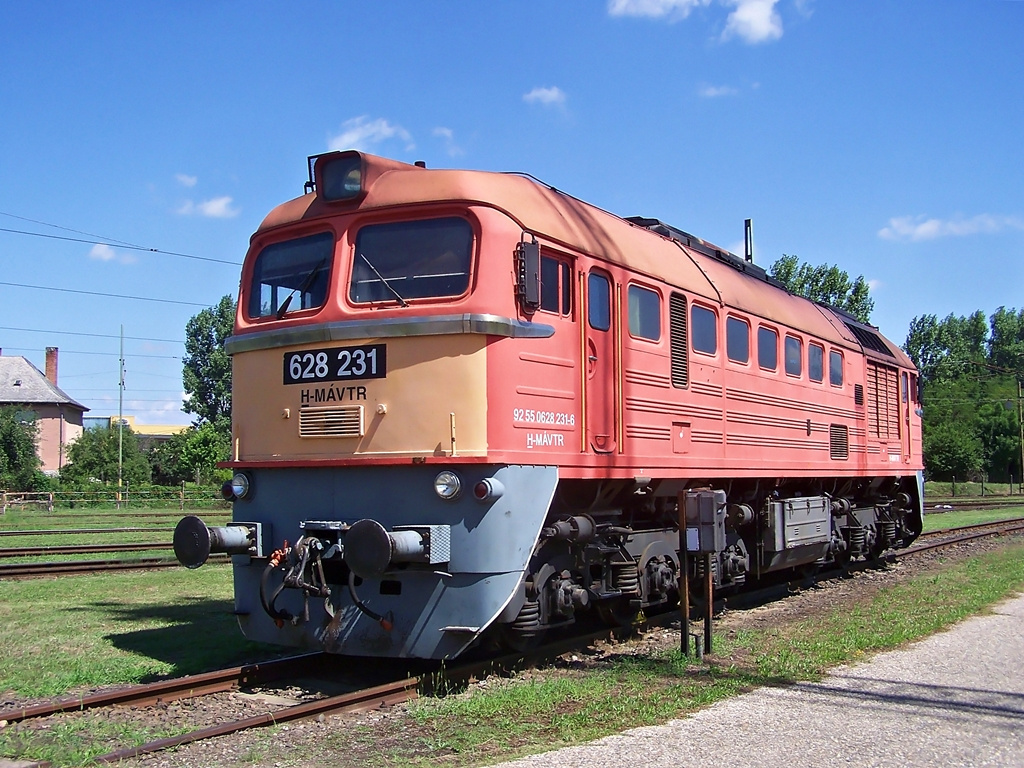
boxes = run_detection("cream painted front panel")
[232,334,488,460]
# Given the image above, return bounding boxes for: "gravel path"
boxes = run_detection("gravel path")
[490,592,1024,768]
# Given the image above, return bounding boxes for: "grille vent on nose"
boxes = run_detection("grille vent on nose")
[299,405,365,438]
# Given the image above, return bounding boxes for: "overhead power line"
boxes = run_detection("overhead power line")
[2,347,180,360]
[0,210,241,265]
[0,281,210,307]
[0,325,183,345]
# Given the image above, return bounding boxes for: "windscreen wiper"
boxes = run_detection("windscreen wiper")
[360,253,409,307]
[276,257,327,319]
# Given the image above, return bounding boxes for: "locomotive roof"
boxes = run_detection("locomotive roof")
[256,154,911,367]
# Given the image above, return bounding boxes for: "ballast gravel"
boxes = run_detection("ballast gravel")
[491,592,1024,768]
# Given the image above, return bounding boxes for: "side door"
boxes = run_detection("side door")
[584,269,616,453]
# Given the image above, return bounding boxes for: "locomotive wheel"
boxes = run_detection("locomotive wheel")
[597,597,639,628]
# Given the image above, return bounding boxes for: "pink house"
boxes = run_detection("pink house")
[0,348,87,476]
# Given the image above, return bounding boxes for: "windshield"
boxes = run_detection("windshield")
[350,217,473,304]
[248,232,334,318]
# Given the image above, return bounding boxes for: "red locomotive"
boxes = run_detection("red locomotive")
[174,150,924,659]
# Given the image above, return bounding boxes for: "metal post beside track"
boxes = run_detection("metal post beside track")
[703,553,713,655]
[679,493,689,656]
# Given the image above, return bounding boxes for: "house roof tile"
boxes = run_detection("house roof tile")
[0,356,88,411]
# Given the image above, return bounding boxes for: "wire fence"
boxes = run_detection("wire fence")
[1,485,229,513]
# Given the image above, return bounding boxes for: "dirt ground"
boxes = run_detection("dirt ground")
[0,537,1012,768]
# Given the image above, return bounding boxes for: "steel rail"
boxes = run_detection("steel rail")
[0,542,173,558]
[899,520,1024,557]
[0,527,176,537]
[0,653,328,725]
[918,515,1024,539]
[89,676,422,765]
[0,555,228,578]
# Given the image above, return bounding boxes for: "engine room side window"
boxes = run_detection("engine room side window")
[691,305,717,355]
[628,284,661,341]
[829,350,844,386]
[809,343,824,383]
[350,217,472,304]
[540,255,572,315]
[758,326,778,371]
[248,231,335,319]
[588,272,611,331]
[726,317,750,364]
[785,335,802,377]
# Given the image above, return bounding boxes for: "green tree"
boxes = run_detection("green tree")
[769,254,874,323]
[150,424,230,485]
[0,406,46,491]
[183,295,235,437]
[61,424,151,486]
[922,419,985,480]
[905,308,1024,482]
[904,311,988,382]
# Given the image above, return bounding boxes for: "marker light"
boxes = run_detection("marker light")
[433,471,462,500]
[473,477,505,502]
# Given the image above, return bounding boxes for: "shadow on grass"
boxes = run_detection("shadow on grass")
[78,598,285,680]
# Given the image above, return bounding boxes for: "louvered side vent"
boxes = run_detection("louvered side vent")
[866,362,900,440]
[299,405,364,438]
[855,384,864,405]
[830,424,849,460]
[670,292,688,388]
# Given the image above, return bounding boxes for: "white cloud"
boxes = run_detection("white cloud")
[523,86,567,106]
[177,196,240,218]
[608,0,711,20]
[198,196,239,218]
[721,0,783,44]
[868,278,883,292]
[433,126,464,157]
[88,243,137,265]
[699,83,738,98]
[878,214,1024,242]
[175,173,197,188]
[328,116,414,153]
[610,0,784,43]
[89,243,116,261]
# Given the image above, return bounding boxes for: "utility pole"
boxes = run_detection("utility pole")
[118,325,124,509]
[1018,379,1023,495]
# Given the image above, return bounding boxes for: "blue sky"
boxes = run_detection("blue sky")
[1,1,1021,425]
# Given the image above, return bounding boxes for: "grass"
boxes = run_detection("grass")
[392,542,1024,767]
[0,565,278,700]
[923,506,1024,531]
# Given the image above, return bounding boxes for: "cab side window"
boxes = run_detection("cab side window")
[540,255,572,315]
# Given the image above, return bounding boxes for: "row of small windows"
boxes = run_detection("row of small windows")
[550,259,846,390]
[688,303,843,386]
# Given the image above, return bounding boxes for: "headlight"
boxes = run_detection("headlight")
[319,153,363,201]
[433,471,461,500]
[221,472,252,501]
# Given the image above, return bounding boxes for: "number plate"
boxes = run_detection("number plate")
[283,344,387,385]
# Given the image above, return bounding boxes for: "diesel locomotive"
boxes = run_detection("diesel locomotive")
[174,150,924,659]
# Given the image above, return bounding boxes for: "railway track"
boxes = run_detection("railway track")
[3,517,1023,766]
[0,542,173,558]
[0,554,228,578]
